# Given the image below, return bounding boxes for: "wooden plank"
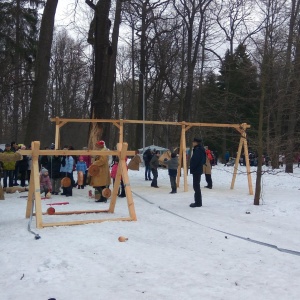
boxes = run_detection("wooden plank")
[41,209,109,215]
[49,117,250,129]
[41,217,134,228]
[19,150,135,156]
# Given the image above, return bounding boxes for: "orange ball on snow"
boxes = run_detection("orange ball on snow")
[118,236,128,242]
[47,207,55,215]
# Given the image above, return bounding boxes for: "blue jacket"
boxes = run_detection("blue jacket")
[76,161,87,173]
[60,156,74,173]
[190,144,206,175]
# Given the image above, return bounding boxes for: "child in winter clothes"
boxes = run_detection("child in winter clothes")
[60,154,74,197]
[76,156,87,189]
[110,157,126,197]
[164,152,179,194]
[40,168,52,197]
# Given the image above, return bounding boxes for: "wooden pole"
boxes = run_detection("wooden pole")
[230,136,243,190]
[243,132,253,195]
[182,123,188,192]
[32,141,43,228]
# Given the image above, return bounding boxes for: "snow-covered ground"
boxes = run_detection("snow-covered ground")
[1,164,300,300]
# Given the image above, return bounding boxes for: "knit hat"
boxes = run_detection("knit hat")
[96,140,105,146]
[41,168,48,175]
[193,138,202,143]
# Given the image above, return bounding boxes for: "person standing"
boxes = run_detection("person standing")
[143,148,152,181]
[150,150,160,188]
[18,145,28,187]
[203,153,213,189]
[60,151,74,197]
[82,147,92,186]
[90,140,111,202]
[2,144,16,188]
[76,156,87,189]
[48,155,62,195]
[163,152,179,194]
[11,142,19,185]
[189,138,206,208]
[224,150,230,166]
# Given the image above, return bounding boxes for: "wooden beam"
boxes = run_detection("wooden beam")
[41,209,110,215]
[50,117,251,129]
[40,217,134,228]
[19,150,135,156]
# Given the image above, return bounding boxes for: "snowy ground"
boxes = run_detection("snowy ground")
[1,163,300,300]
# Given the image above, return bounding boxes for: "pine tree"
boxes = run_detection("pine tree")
[217,44,259,127]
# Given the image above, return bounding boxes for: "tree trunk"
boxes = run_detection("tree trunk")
[24,0,58,146]
[87,0,113,148]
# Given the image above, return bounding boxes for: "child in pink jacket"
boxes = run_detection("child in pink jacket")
[110,157,126,197]
[40,168,52,197]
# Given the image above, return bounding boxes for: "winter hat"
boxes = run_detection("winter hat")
[96,140,105,146]
[193,137,202,143]
[41,168,48,175]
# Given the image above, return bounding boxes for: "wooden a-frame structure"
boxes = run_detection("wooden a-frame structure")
[50,117,253,195]
[21,141,137,228]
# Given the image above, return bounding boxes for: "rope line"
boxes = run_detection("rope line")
[132,191,300,257]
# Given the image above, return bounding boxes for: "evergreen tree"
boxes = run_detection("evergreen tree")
[217,44,259,127]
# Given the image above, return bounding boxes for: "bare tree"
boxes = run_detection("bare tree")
[25,0,58,146]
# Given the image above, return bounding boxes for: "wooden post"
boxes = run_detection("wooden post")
[119,119,124,143]
[231,125,253,195]
[109,143,137,220]
[25,141,44,228]
[181,123,188,192]
[231,136,243,190]
[243,132,253,195]
[54,117,60,149]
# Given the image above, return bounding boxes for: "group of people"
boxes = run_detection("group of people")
[0,142,29,188]
[143,148,179,193]
[142,139,213,206]
[1,138,214,208]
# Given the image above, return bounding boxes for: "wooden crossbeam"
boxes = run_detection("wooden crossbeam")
[24,141,137,228]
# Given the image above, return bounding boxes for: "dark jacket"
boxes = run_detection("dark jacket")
[143,149,153,166]
[18,155,28,172]
[164,157,178,177]
[190,144,206,175]
[150,154,159,169]
[47,156,62,179]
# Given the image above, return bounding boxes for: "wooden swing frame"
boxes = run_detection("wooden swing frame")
[50,117,253,195]
[21,141,136,228]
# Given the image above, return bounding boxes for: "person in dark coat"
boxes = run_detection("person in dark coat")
[149,150,160,188]
[189,138,206,208]
[143,148,153,181]
[47,155,62,195]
